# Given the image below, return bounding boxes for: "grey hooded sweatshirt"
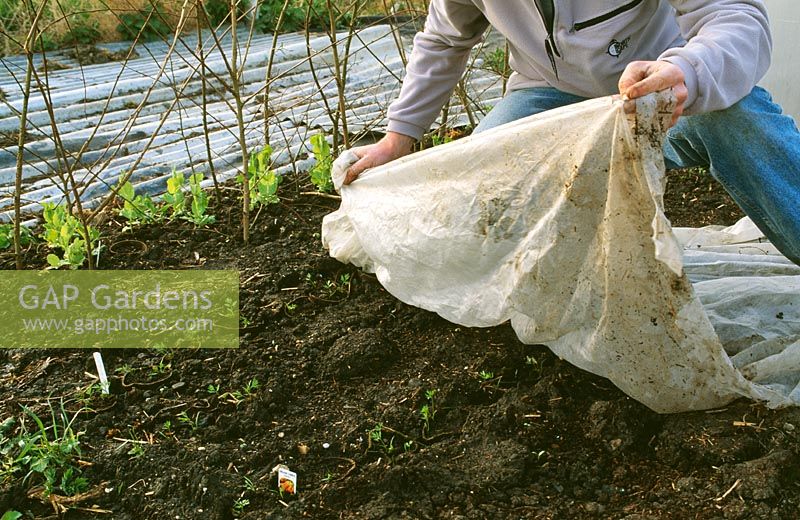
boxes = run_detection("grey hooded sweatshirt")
[387,0,772,140]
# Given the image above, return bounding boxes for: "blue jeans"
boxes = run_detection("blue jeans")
[474,87,800,265]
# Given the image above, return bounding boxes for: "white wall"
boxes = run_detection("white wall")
[760,0,800,122]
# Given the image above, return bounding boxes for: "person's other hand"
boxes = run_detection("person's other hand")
[344,132,415,185]
[618,60,688,127]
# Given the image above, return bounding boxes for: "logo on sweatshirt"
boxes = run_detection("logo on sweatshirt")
[606,37,630,58]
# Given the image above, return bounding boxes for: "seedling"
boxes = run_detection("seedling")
[1,403,89,497]
[183,173,216,226]
[478,370,503,389]
[177,411,201,432]
[222,297,238,318]
[75,382,110,405]
[420,389,437,435]
[0,223,34,250]
[243,475,256,492]
[311,273,351,299]
[232,497,250,514]
[127,442,145,459]
[162,168,187,218]
[1,511,22,520]
[242,377,260,396]
[116,180,164,225]
[40,202,101,269]
[114,364,133,376]
[241,146,281,210]
[219,378,260,405]
[207,384,220,395]
[478,370,494,381]
[160,420,173,437]
[308,133,333,192]
[368,423,383,443]
[368,423,396,456]
[149,360,171,377]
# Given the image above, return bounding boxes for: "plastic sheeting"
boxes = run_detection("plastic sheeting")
[321,92,800,413]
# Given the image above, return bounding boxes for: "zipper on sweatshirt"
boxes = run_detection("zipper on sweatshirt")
[533,0,561,79]
[571,0,645,32]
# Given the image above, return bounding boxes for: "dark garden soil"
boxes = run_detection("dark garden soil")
[2,167,798,520]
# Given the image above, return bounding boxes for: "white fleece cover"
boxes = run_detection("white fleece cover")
[321,93,800,413]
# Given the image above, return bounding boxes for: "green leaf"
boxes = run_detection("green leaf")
[46,254,62,267]
[167,170,185,195]
[29,457,49,474]
[1,510,23,520]
[309,133,333,192]
[256,146,272,173]
[65,240,87,269]
[118,180,135,203]
[310,133,330,157]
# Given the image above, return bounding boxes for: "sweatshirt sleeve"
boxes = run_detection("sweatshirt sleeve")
[659,0,772,114]
[386,0,489,140]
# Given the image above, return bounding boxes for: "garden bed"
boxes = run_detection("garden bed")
[1,169,798,519]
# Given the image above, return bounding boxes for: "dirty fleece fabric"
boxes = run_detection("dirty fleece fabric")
[387,0,772,140]
[322,93,800,413]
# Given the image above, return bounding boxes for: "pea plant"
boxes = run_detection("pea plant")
[0,224,34,250]
[40,203,100,269]
[240,146,281,210]
[184,173,216,227]
[117,180,164,225]
[308,133,334,193]
[162,169,187,218]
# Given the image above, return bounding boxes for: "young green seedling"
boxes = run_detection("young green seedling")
[241,146,281,210]
[242,377,260,395]
[232,497,250,514]
[40,202,101,269]
[308,133,334,193]
[0,223,34,250]
[116,180,164,225]
[183,173,216,226]
[127,438,145,459]
[3,403,89,497]
[368,423,397,457]
[162,168,187,218]
[217,378,260,406]
[420,389,437,435]
[177,411,201,432]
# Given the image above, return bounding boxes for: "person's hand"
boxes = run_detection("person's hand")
[344,132,415,185]
[618,60,688,127]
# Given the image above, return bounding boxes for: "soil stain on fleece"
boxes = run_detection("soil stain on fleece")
[1,169,798,519]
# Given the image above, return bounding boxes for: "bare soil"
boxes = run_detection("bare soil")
[2,168,799,520]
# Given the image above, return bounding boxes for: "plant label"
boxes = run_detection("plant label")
[278,467,297,495]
